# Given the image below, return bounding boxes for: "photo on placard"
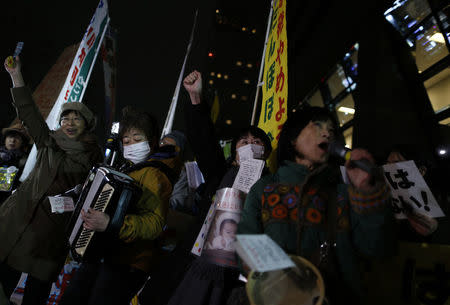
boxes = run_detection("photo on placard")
[202,210,241,267]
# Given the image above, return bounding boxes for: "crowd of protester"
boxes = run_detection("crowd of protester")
[0,54,448,305]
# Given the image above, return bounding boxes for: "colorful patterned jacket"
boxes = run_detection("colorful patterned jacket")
[238,160,396,303]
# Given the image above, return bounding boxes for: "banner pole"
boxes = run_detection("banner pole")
[251,0,274,126]
[161,10,198,139]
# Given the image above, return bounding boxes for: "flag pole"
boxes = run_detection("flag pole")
[250,0,274,125]
[161,10,198,139]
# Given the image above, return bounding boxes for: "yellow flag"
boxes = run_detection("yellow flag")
[211,91,220,124]
[258,0,288,172]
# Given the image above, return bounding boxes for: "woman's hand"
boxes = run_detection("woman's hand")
[183,70,202,105]
[81,208,110,232]
[4,56,25,87]
[345,148,376,192]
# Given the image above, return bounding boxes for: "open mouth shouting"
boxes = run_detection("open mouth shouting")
[62,126,83,139]
[318,141,329,153]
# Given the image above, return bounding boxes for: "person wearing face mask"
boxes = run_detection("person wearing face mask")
[154,71,271,305]
[238,106,397,305]
[137,71,271,305]
[0,56,102,305]
[59,106,183,305]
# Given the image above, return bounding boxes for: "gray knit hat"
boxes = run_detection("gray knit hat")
[163,130,187,151]
[59,102,96,131]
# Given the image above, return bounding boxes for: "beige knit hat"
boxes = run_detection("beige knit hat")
[59,102,96,131]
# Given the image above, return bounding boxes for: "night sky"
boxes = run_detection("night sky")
[1,0,232,143]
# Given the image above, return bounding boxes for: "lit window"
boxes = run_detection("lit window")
[241,96,248,101]
[210,72,215,76]
[242,27,247,31]
[236,61,243,66]
[306,89,324,107]
[244,79,250,84]
[216,9,219,13]
[217,73,222,78]
[334,94,355,126]
[439,117,450,126]
[246,63,253,68]
[337,106,355,114]
[343,127,353,149]
[327,64,348,98]
[226,119,232,125]
[407,17,449,71]
[231,94,237,99]
[209,80,214,85]
[224,74,229,80]
[383,0,431,36]
[252,29,256,34]
[208,52,214,58]
[424,68,450,113]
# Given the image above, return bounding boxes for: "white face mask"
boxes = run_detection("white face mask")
[123,141,151,164]
[237,144,265,162]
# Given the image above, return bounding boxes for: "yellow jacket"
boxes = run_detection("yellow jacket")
[108,153,182,272]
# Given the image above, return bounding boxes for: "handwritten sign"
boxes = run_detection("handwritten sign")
[382,161,444,219]
[235,234,295,272]
[232,159,265,194]
[185,161,205,190]
[237,144,265,162]
[48,196,75,214]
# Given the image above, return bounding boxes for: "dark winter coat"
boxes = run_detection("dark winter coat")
[0,87,102,281]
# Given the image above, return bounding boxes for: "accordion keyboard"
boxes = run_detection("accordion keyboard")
[74,183,114,257]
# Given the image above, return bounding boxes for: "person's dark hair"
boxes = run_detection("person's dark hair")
[277,106,336,164]
[220,218,238,234]
[230,126,272,161]
[59,110,87,127]
[119,106,159,150]
[3,130,28,147]
[386,144,431,171]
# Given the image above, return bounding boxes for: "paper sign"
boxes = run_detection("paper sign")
[48,196,75,214]
[232,159,265,194]
[382,160,444,219]
[202,188,245,267]
[237,144,265,162]
[191,201,217,256]
[235,234,295,272]
[185,161,205,190]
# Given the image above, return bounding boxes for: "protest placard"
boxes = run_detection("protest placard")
[382,160,444,219]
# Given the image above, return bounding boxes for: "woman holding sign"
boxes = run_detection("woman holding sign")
[238,106,397,305]
[139,70,272,305]
[0,56,102,305]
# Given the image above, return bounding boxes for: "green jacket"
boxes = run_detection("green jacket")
[0,87,102,281]
[238,161,396,303]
